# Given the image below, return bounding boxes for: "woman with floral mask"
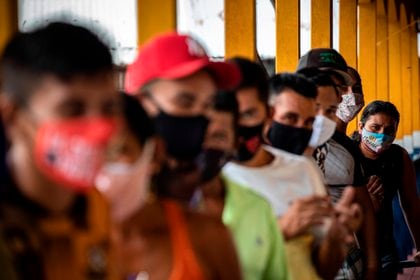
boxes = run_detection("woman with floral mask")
[355,101,420,279]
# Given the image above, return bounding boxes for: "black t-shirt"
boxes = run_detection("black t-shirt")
[356,143,405,244]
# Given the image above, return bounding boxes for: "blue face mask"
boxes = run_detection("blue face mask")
[361,128,394,154]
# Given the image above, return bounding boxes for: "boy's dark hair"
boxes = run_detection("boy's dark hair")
[360,100,400,126]
[347,67,363,95]
[212,90,239,137]
[121,93,155,146]
[229,57,269,105]
[268,73,317,103]
[308,72,340,97]
[0,22,113,105]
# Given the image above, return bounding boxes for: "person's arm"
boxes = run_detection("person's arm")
[197,216,242,280]
[351,148,379,279]
[313,187,363,280]
[313,219,349,280]
[265,206,291,280]
[398,150,420,260]
[354,186,379,279]
[278,195,331,240]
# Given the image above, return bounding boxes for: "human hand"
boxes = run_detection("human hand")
[279,195,333,240]
[367,175,384,212]
[335,187,363,239]
[415,250,420,264]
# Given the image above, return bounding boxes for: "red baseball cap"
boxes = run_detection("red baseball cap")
[125,32,241,94]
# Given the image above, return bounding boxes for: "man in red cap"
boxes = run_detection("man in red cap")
[111,32,242,279]
[125,32,240,201]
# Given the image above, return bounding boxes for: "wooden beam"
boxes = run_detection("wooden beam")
[137,0,176,47]
[311,0,331,48]
[410,16,420,150]
[358,2,377,110]
[387,0,403,140]
[225,0,256,61]
[339,0,357,67]
[0,0,18,53]
[400,5,412,153]
[339,0,358,134]
[275,0,299,72]
[376,0,389,102]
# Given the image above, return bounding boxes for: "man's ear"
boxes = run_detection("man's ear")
[357,121,363,134]
[136,91,160,118]
[262,115,273,144]
[0,94,20,138]
[150,136,166,175]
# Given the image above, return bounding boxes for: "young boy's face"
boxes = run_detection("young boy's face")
[4,72,122,190]
[23,73,120,122]
[143,70,216,118]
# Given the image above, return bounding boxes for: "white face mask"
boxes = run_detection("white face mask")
[95,140,155,222]
[308,115,337,148]
[336,92,363,123]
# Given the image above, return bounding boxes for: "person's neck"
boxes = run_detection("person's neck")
[201,176,225,200]
[236,145,275,168]
[303,146,315,157]
[336,119,347,134]
[9,144,76,215]
[359,141,379,160]
[200,176,225,219]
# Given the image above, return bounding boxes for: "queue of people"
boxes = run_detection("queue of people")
[0,21,419,280]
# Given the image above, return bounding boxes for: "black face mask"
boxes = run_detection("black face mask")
[267,121,312,155]
[236,123,264,161]
[195,148,233,183]
[154,111,209,160]
[152,148,231,200]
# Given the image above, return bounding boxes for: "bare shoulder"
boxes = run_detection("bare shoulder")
[183,208,242,280]
[184,209,231,245]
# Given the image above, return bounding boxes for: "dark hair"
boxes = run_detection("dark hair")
[308,72,340,97]
[360,101,400,126]
[0,121,7,180]
[268,73,317,102]
[212,90,239,137]
[229,57,269,104]
[0,22,113,105]
[347,67,363,95]
[121,93,155,145]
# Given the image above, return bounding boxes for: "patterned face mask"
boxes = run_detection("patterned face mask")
[336,92,364,123]
[34,117,117,192]
[361,128,394,154]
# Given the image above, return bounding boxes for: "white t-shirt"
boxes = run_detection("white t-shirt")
[222,145,327,217]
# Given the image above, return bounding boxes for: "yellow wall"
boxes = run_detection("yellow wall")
[275,0,299,72]
[311,0,331,48]
[225,0,256,61]
[137,0,176,47]
[0,0,18,53]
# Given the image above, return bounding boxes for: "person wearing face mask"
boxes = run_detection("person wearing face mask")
[300,71,377,280]
[123,32,242,280]
[190,91,289,280]
[95,93,242,280]
[224,72,363,280]
[336,67,365,134]
[0,22,122,279]
[298,51,379,280]
[353,101,420,279]
[125,32,241,202]
[227,57,269,162]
